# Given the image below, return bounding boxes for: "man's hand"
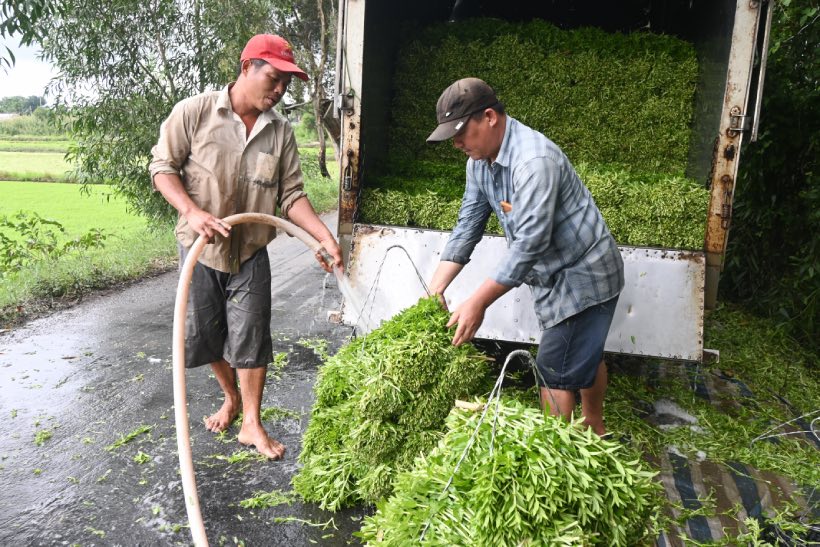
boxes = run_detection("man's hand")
[316,237,343,273]
[444,278,512,346]
[434,292,449,311]
[447,296,487,346]
[185,208,231,241]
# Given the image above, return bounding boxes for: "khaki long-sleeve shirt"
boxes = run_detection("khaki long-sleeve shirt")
[149,84,307,273]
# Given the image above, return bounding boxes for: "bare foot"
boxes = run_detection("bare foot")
[583,418,606,436]
[204,397,241,433]
[237,422,286,460]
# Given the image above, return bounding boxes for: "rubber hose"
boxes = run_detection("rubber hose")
[172,213,327,546]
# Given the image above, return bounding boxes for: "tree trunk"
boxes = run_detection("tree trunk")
[313,0,331,178]
[313,86,330,178]
[321,98,341,162]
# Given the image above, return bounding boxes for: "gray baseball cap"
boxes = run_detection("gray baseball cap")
[426,77,499,142]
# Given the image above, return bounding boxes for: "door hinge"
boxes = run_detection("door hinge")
[729,113,751,132]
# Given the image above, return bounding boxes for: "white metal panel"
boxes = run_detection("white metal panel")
[342,225,705,361]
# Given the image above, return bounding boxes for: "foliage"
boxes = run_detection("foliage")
[293,297,492,510]
[0,226,175,327]
[358,400,663,546]
[270,0,338,172]
[0,110,63,136]
[604,304,820,543]
[0,0,63,71]
[0,96,46,114]
[28,0,280,225]
[105,424,152,451]
[299,147,340,213]
[0,211,106,276]
[238,489,295,509]
[721,0,819,355]
[34,428,53,446]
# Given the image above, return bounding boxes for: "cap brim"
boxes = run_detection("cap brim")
[426,116,469,143]
[263,57,309,81]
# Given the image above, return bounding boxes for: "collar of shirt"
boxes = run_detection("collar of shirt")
[489,115,515,170]
[215,83,278,131]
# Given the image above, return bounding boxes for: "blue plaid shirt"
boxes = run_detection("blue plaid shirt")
[441,117,624,329]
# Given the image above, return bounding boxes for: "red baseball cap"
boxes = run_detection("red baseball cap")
[240,34,309,81]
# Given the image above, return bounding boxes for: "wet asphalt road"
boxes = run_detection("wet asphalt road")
[0,212,371,546]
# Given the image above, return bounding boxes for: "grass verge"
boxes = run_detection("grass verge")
[0,181,177,326]
[0,139,72,153]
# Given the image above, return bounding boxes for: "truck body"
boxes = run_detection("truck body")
[332,0,772,361]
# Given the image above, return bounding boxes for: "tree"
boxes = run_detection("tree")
[722,0,819,355]
[269,0,338,176]
[0,95,44,114]
[30,0,278,224]
[0,0,63,71]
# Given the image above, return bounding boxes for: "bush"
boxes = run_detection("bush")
[0,111,63,136]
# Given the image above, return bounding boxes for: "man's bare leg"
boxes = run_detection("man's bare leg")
[236,367,286,460]
[540,386,575,421]
[579,360,608,436]
[204,359,242,432]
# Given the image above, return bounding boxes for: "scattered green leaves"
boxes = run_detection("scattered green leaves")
[105,424,152,451]
[260,406,299,422]
[34,428,52,446]
[132,450,151,464]
[238,489,295,509]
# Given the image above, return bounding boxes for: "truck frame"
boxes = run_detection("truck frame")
[332,0,772,362]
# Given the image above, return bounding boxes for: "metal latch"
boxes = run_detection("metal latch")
[336,89,355,116]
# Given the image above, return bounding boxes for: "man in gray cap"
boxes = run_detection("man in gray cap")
[427,77,624,435]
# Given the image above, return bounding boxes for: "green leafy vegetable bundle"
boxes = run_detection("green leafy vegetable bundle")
[360,18,709,250]
[359,398,663,546]
[293,297,492,510]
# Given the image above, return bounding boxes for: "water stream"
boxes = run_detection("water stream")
[332,265,375,332]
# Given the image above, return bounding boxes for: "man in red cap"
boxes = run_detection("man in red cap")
[149,34,342,459]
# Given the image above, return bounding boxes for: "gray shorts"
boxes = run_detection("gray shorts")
[179,245,273,369]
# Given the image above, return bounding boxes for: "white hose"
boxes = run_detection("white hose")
[172,213,326,546]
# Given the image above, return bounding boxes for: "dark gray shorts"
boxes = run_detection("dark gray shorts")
[535,295,619,390]
[179,246,273,369]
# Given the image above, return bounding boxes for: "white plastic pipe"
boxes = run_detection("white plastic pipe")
[172,213,326,546]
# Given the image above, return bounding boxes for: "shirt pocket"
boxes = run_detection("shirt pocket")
[249,152,279,189]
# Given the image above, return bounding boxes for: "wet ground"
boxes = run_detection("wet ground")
[2,210,818,546]
[0,212,371,546]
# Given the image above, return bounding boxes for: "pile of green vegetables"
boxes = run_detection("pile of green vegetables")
[293,296,493,510]
[358,399,663,545]
[358,19,710,250]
